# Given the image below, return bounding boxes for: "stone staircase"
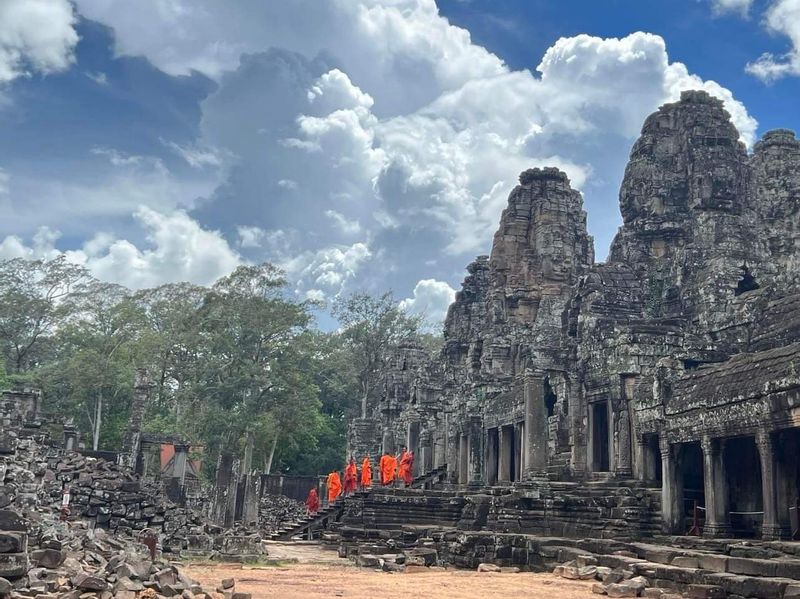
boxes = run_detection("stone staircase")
[271,465,449,541]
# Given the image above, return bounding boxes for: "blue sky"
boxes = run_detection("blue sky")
[0,0,798,325]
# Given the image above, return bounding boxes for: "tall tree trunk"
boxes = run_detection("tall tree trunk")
[92,392,103,451]
[265,434,278,474]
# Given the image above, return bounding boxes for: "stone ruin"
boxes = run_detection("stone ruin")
[339,91,800,597]
[3,89,800,599]
[0,374,308,599]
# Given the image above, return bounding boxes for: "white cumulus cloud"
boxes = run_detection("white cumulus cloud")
[0,207,242,289]
[400,278,456,324]
[0,0,79,84]
[58,2,759,323]
[746,0,800,81]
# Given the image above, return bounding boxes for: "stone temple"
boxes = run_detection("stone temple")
[348,90,800,542]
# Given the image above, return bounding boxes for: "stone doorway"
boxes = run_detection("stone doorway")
[590,402,610,472]
[725,436,763,538]
[500,424,518,482]
[678,442,705,533]
[776,428,800,537]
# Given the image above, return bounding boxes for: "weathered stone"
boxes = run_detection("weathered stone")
[71,573,107,592]
[687,585,726,599]
[476,563,501,573]
[605,583,638,598]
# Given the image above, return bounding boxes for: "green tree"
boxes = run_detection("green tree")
[38,281,138,450]
[332,291,422,417]
[0,256,92,373]
[193,264,319,471]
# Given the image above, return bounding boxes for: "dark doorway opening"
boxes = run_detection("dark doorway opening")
[679,442,705,532]
[725,436,763,537]
[544,377,557,417]
[776,428,800,537]
[592,402,610,472]
[500,424,517,482]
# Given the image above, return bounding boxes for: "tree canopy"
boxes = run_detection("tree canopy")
[0,256,440,477]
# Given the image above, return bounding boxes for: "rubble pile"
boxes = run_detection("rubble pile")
[2,521,251,599]
[257,495,305,534]
[6,439,203,554]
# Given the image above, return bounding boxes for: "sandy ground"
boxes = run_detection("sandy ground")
[184,542,598,599]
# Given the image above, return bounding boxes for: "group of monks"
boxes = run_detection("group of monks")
[306,448,415,514]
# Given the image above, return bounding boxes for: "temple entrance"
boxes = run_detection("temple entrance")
[678,442,705,533]
[486,427,499,485]
[500,424,518,482]
[642,433,662,483]
[725,436,763,537]
[776,428,800,537]
[591,402,610,472]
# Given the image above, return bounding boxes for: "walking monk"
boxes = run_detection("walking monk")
[343,458,358,495]
[305,487,320,515]
[398,447,414,487]
[379,450,397,486]
[326,470,342,503]
[361,456,372,488]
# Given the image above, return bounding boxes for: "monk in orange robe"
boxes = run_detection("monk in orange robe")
[326,470,342,503]
[379,451,397,486]
[343,458,358,495]
[398,448,414,487]
[305,488,320,515]
[361,457,372,488]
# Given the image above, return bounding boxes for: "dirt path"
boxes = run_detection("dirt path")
[184,543,597,599]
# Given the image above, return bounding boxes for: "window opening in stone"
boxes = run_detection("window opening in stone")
[735,264,760,296]
[544,377,557,418]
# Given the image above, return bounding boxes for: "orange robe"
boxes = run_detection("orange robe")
[327,471,342,503]
[379,454,397,486]
[344,462,358,494]
[361,457,372,488]
[306,488,320,514]
[398,451,414,486]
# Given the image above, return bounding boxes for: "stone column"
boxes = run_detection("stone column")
[523,374,547,475]
[458,434,469,485]
[486,428,498,485]
[468,418,483,486]
[513,422,523,481]
[241,472,259,526]
[757,430,790,540]
[120,368,152,472]
[616,409,632,477]
[701,436,730,538]
[420,432,433,474]
[633,436,646,481]
[660,438,682,534]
